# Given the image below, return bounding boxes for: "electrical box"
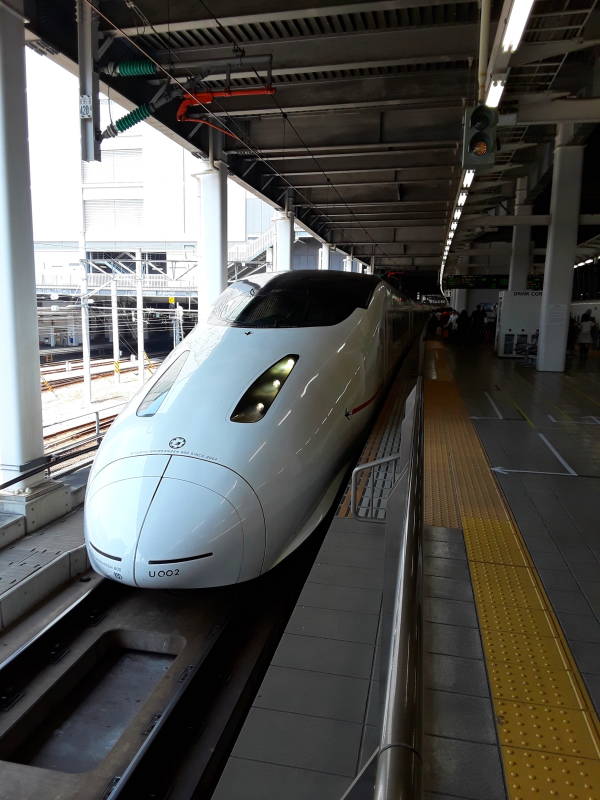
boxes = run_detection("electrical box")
[495,290,542,358]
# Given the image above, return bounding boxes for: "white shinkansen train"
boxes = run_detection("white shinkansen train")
[84,270,426,588]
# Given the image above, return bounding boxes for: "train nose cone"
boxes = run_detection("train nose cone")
[85,476,165,585]
[133,480,244,588]
[85,455,265,589]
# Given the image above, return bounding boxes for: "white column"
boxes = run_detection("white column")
[136,257,145,383]
[508,177,531,292]
[537,126,584,372]
[195,160,227,320]
[343,255,353,272]
[452,289,468,312]
[0,7,46,485]
[369,256,375,275]
[273,209,293,270]
[110,277,120,382]
[319,243,330,270]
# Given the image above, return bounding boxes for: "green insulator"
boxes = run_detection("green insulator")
[115,103,152,132]
[117,60,157,77]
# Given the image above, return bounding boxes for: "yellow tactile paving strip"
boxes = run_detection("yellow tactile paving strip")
[424,343,600,800]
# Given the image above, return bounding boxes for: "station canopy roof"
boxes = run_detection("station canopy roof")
[25,0,600,280]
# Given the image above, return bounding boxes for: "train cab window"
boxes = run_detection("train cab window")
[137,351,190,417]
[210,271,381,328]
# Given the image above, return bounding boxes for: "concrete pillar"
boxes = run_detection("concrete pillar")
[508,177,531,291]
[273,209,293,270]
[0,9,74,529]
[453,289,468,313]
[343,255,353,272]
[195,134,228,321]
[537,125,584,372]
[369,256,375,275]
[319,243,330,270]
[0,9,45,486]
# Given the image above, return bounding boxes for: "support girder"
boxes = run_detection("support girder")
[153,24,479,74]
[108,1,479,37]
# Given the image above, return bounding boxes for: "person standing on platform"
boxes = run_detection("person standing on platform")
[457,310,470,344]
[470,305,485,342]
[447,310,459,340]
[576,311,594,363]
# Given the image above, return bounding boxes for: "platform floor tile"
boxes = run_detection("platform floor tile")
[423,346,600,800]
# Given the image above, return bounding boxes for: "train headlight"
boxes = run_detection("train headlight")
[231,354,298,423]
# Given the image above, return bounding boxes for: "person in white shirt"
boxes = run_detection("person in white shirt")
[577,311,595,363]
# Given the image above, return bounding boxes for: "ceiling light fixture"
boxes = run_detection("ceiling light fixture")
[486,80,505,109]
[463,170,475,188]
[502,0,535,54]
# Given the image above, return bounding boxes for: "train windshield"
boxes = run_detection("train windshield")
[210,272,380,328]
[137,351,190,417]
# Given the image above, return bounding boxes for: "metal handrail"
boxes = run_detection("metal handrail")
[1,408,122,492]
[42,402,126,432]
[350,455,408,522]
[341,376,423,800]
[374,377,423,800]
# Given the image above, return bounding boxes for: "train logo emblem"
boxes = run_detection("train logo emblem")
[169,437,186,449]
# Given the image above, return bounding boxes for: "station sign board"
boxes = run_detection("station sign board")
[445,275,543,290]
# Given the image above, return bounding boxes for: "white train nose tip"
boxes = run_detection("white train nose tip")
[85,474,164,585]
[134,479,244,587]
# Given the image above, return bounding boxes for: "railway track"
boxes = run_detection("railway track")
[44,415,117,448]
[0,512,334,800]
[40,354,167,392]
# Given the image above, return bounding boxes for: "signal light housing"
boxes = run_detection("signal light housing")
[462,104,498,170]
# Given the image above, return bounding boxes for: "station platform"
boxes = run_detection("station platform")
[423,340,600,799]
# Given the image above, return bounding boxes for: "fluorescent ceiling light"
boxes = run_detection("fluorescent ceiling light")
[454,208,462,220]
[448,231,455,240]
[457,192,468,207]
[502,0,535,54]
[463,170,475,188]
[450,221,458,231]
[486,80,505,109]
[585,258,594,264]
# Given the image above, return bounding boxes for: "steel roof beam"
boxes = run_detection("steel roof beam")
[508,98,600,125]
[227,140,457,154]
[153,24,479,71]
[284,179,453,187]
[109,1,479,37]
[181,55,471,82]
[461,213,600,227]
[269,164,455,176]
[208,96,463,117]
[294,201,449,207]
